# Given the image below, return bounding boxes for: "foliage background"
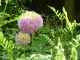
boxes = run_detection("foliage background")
[0,0,80,60]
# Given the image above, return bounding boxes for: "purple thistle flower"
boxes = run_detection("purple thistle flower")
[18,11,43,33]
[15,32,31,46]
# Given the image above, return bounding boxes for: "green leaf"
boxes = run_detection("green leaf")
[4,41,8,49]
[48,6,56,13]
[30,54,51,60]
[33,58,48,60]
[21,54,25,60]
[0,31,4,42]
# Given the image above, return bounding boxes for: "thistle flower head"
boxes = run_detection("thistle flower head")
[15,32,31,46]
[18,11,43,33]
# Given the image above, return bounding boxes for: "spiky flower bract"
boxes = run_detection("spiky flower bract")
[15,32,31,46]
[18,11,43,33]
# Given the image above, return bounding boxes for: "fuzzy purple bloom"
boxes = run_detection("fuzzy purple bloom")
[15,32,31,46]
[18,11,43,33]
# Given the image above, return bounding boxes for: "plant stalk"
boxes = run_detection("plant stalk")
[31,33,34,53]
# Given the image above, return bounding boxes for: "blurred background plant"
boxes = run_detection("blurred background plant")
[0,0,80,60]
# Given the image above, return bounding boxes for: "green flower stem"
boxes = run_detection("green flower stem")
[4,0,8,13]
[71,32,73,39]
[0,0,8,28]
[31,33,34,53]
[61,21,63,40]
[50,48,53,55]
[23,47,26,55]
